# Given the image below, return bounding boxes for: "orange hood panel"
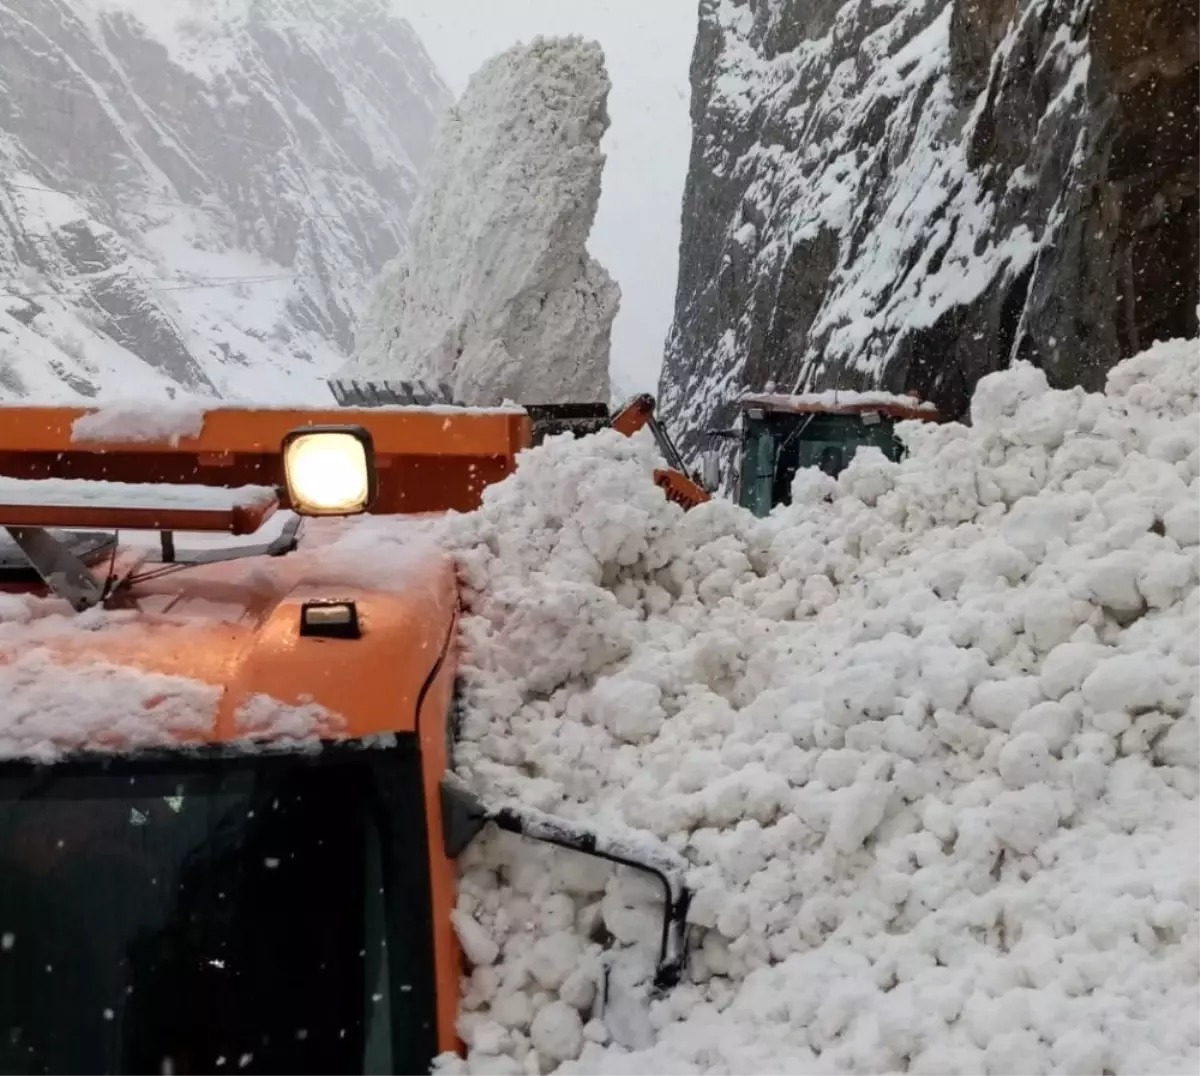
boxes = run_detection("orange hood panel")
[0,519,460,750]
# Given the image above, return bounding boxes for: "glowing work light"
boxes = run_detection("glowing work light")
[281,426,377,516]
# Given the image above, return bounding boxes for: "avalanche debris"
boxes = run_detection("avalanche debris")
[438,337,1200,1075]
[345,36,619,407]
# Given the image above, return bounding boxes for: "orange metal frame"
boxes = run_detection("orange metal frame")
[0,490,279,535]
[0,405,533,516]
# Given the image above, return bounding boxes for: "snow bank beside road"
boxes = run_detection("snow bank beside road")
[440,337,1200,1074]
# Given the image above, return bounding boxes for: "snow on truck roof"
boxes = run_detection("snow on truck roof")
[0,396,528,449]
[0,514,457,763]
[741,388,938,418]
[0,477,273,511]
[0,476,279,535]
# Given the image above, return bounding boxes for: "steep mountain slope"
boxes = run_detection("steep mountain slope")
[660,0,1198,458]
[0,0,449,401]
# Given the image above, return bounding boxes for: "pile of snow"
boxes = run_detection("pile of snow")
[437,337,1199,1075]
[344,37,619,407]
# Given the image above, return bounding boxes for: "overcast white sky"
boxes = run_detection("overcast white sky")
[397,0,699,395]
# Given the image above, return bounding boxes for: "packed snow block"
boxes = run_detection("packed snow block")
[346,37,619,407]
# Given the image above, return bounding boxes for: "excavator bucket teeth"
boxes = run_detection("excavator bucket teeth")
[328,378,456,408]
[653,469,710,512]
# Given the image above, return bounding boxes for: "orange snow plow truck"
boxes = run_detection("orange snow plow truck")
[0,397,699,1075]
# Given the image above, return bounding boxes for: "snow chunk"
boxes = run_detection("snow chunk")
[1040,640,1109,699]
[530,1001,584,1063]
[969,677,1043,731]
[1081,654,1167,713]
[996,731,1054,788]
[588,677,665,744]
[1164,500,1200,546]
[70,398,208,445]
[827,779,892,852]
[453,911,500,967]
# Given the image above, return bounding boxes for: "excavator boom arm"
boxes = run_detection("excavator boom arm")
[610,395,710,510]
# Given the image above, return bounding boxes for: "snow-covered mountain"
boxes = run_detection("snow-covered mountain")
[0,0,450,402]
[660,0,1199,456]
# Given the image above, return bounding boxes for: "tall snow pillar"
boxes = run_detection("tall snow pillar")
[342,36,619,406]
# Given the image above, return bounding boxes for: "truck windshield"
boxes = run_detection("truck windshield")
[0,744,436,1075]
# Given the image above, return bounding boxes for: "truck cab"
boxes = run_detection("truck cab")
[0,400,690,1074]
[730,391,939,516]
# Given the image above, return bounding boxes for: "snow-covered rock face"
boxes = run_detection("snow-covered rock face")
[344,36,619,407]
[438,336,1199,1074]
[660,0,1199,458]
[0,0,449,401]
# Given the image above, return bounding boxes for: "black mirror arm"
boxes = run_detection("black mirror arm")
[439,777,691,989]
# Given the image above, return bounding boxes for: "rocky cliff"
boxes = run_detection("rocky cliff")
[661,0,1198,456]
[0,0,449,401]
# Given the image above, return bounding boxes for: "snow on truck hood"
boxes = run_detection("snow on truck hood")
[435,337,1200,1075]
[0,515,455,762]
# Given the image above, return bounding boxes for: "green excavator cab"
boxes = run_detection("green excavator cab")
[730,393,939,517]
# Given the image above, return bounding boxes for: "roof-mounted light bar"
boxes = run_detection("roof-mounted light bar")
[0,424,381,613]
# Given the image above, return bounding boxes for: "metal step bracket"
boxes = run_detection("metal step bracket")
[4,526,107,612]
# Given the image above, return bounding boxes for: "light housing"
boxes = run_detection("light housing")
[299,599,361,639]
[281,425,377,517]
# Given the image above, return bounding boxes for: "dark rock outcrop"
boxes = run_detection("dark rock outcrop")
[0,0,449,399]
[661,0,1198,456]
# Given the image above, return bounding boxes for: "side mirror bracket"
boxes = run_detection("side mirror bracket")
[439,775,691,990]
[440,775,490,859]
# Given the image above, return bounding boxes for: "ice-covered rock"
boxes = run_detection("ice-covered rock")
[660,0,1198,462]
[345,36,619,407]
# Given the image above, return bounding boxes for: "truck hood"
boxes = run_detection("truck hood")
[0,517,459,760]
